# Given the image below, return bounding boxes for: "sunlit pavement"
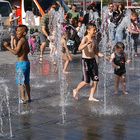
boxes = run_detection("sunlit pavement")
[0,48,140,140]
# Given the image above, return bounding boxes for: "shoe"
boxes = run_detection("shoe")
[39,55,43,63]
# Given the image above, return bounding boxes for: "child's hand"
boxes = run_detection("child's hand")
[47,36,50,41]
[126,59,131,64]
[87,40,92,45]
[115,65,120,69]
[3,41,10,48]
[105,56,110,61]
[98,52,104,57]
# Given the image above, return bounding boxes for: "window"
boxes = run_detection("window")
[24,0,41,16]
[0,2,12,17]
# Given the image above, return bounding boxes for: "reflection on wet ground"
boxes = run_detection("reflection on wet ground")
[0,53,140,140]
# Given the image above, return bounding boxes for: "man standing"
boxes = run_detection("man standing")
[39,2,58,63]
[66,4,80,26]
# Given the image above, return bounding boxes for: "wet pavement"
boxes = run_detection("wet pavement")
[0,49,140,140]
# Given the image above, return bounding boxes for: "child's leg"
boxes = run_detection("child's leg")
[89,81,99,101]
[63,54,70,73]
[120,75,128,94]
[11,35,14,49]
[51,47,57,64]
[114,75,120,94]
[25,84,31,101]
[73,81,88,100]
[19,85,26,101]
[49,44,53,57]
[63,60,69,73]
[40,42,46,59]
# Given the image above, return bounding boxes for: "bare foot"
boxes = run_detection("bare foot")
[19,99,27,104]
[63,71,69,74]
[53,61,57,65]
[73,89,78,100]
[123,91,128,95]
[53,66,57,73]
[88,97,99,102]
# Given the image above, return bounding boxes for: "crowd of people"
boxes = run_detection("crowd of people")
[3,1,140,103]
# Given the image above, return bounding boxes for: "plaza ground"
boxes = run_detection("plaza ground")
[0,49,140,140]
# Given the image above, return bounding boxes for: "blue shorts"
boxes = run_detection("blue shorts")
[16,61,30,85]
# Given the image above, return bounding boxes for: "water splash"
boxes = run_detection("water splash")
[0,84,13,138]
[50,6,67,124]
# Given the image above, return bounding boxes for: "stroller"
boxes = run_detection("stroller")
[66,24,80,54]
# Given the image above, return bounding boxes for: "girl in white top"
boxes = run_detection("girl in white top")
[9,6,20,49]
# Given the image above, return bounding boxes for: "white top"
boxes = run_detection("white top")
[9,12,18,26]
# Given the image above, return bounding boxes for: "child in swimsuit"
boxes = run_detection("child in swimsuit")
[3,25,31,103]
[110,42,129,95]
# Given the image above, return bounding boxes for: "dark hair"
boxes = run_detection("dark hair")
[118,3,125,11]
[72,4,77,7]
[86,23,96,29]
[131,11,138,17]
[109,3,113,6]
[115,42,125,50]
[84,23,96,36]
[87,5,93,10]
[18,25,28,33]
[52,1,58,5]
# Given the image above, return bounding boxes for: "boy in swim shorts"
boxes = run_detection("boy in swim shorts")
[3,25,31,103]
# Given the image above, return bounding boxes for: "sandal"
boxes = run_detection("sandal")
[39,55,43,63]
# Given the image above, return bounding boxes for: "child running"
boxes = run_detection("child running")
[3,25,31,103]
[61,31,72,74]
[110,42,129,95]
[73,23,103,102]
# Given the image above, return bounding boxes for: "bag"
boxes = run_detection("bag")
[67,39,75,46]
[8,27,11,32]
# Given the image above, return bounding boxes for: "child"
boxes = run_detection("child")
[76,21,86,40]
[9,6,20,49]
[28,35,37,55]
[73,23,104,102]
[110,42,128,95]
[3,25,31,103]
[61,31,72,74]
[127,12,140,57]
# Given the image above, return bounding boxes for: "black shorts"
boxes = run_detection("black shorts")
[82,58,99,83]
[114,68,126,76]
[39,33,49,44]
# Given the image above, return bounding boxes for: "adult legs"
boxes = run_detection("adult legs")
[40,42,46,61]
